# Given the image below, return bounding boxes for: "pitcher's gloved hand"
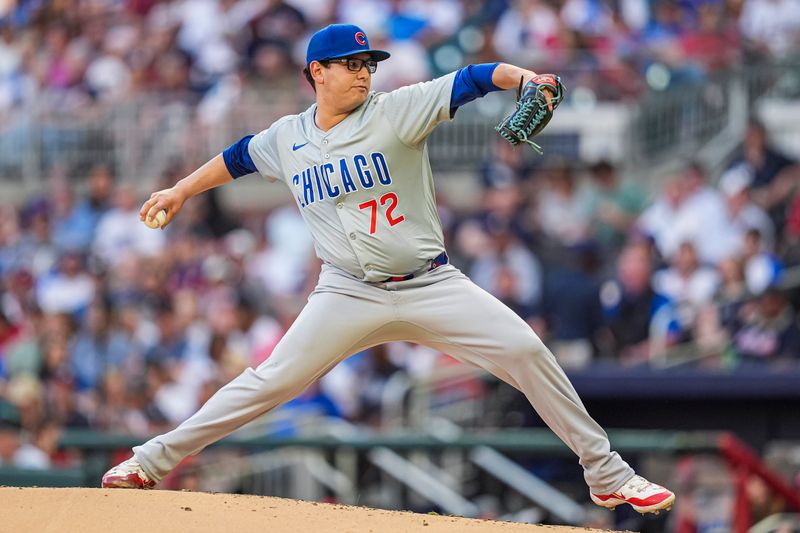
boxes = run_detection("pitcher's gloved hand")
[495,74,566,155]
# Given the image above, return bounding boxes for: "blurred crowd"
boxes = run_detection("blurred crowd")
[1,0,800,116]
[1,115,800,469]
[458,118,800,370]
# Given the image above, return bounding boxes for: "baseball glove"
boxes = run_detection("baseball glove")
[495,74,566,155]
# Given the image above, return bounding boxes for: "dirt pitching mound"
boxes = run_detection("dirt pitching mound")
[2,487,614,533]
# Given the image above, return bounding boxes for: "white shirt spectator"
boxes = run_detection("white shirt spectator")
[638,196,678,253]
[746,253,782,295]
[285,0,336,25]
[13,444,51,469]
[644,185,732,263]
[493,0,560,64]
[470,241,543,309]
[336,0,391,36]
[560,0,613,34]
[536,183,593,246]
[404,0,464,37]
[740,0,800,57]
[36,270,94,314]
[619,0,649,31]
[653,265,720,306]
[85,54,131,100]
[93,209,166,266]
[720,163,775,251]
[247,206,314,298]
[371,39,430,91]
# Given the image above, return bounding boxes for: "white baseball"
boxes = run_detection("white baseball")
[144,209,167,229]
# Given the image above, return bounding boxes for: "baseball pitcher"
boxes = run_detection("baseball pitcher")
[102,24,675,515]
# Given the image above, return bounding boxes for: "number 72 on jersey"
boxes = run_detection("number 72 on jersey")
[359,192,405,234]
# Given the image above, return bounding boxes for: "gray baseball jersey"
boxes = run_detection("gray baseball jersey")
[131,72,636,497]
[247,72,457,282]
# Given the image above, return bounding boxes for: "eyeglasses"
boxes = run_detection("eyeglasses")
[323,57,378,74]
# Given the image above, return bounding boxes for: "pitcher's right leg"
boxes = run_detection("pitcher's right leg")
[104,273,396,487]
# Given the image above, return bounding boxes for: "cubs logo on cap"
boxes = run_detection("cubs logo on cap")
[306,24,391,66]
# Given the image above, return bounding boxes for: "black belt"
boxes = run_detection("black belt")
[382,252,449,283]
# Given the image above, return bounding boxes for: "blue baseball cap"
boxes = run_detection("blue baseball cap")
[306,24,390,66]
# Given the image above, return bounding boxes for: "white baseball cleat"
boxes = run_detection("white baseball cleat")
[101,457,157,489]
[590,475,675,514]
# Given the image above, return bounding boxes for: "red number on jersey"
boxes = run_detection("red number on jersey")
[358,198,379,235]
[358,192,405,234]
[380,192,405,227]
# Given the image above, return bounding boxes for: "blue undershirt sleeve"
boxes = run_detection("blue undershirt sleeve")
[222,135,258,179]
[450,63,502,110]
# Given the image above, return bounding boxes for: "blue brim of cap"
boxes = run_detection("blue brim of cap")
[319,48,391,62]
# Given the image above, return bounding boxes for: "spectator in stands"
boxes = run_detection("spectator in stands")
[70,298,134,391]
[476,154,533,245]
[714,257,750,333]
[0,419,21,466]
[676,163,733,264]
[35,250,95,317]
[93,184,166,268]
[534,162,592,248]
[586,160,646,254]
[351,344,404,426]
[233,292,282,368]
[13,419,59,469]
[732,120,798,230]
[246,206,315,302]
[481,139,534,193]
[599,243,677,363]
[636,176,684,262]
[492,0,562,66]
[719,162,775,253]
[680,0,741,74]
[249,1,308,47]
[18,199,58,278]
[542,243,604,369]
[732,286,800,366]
[739,0,800,58]
[50,184,95,253]
[652,241,721,335]
[781,191,800,264]
[95,370,151,435]
[743,228,783,296]
[560,0,614,36]
[0,309,20,357]
[274,379,343,433]
[85,30,133,102]
[470,221,543,319]
[75,164,114,236]
[40,332,71,385]
[640,164,731,264]
[1,306,44,379]
[144,298,191,364]
[46,377,90,429]
[6,373,45,433]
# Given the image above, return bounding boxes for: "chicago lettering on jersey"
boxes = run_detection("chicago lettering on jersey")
[291,152,392,208]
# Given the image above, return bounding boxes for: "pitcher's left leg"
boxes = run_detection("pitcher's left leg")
[395,267,673,513]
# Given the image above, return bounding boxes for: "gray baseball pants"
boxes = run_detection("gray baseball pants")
[133,263,634,493]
